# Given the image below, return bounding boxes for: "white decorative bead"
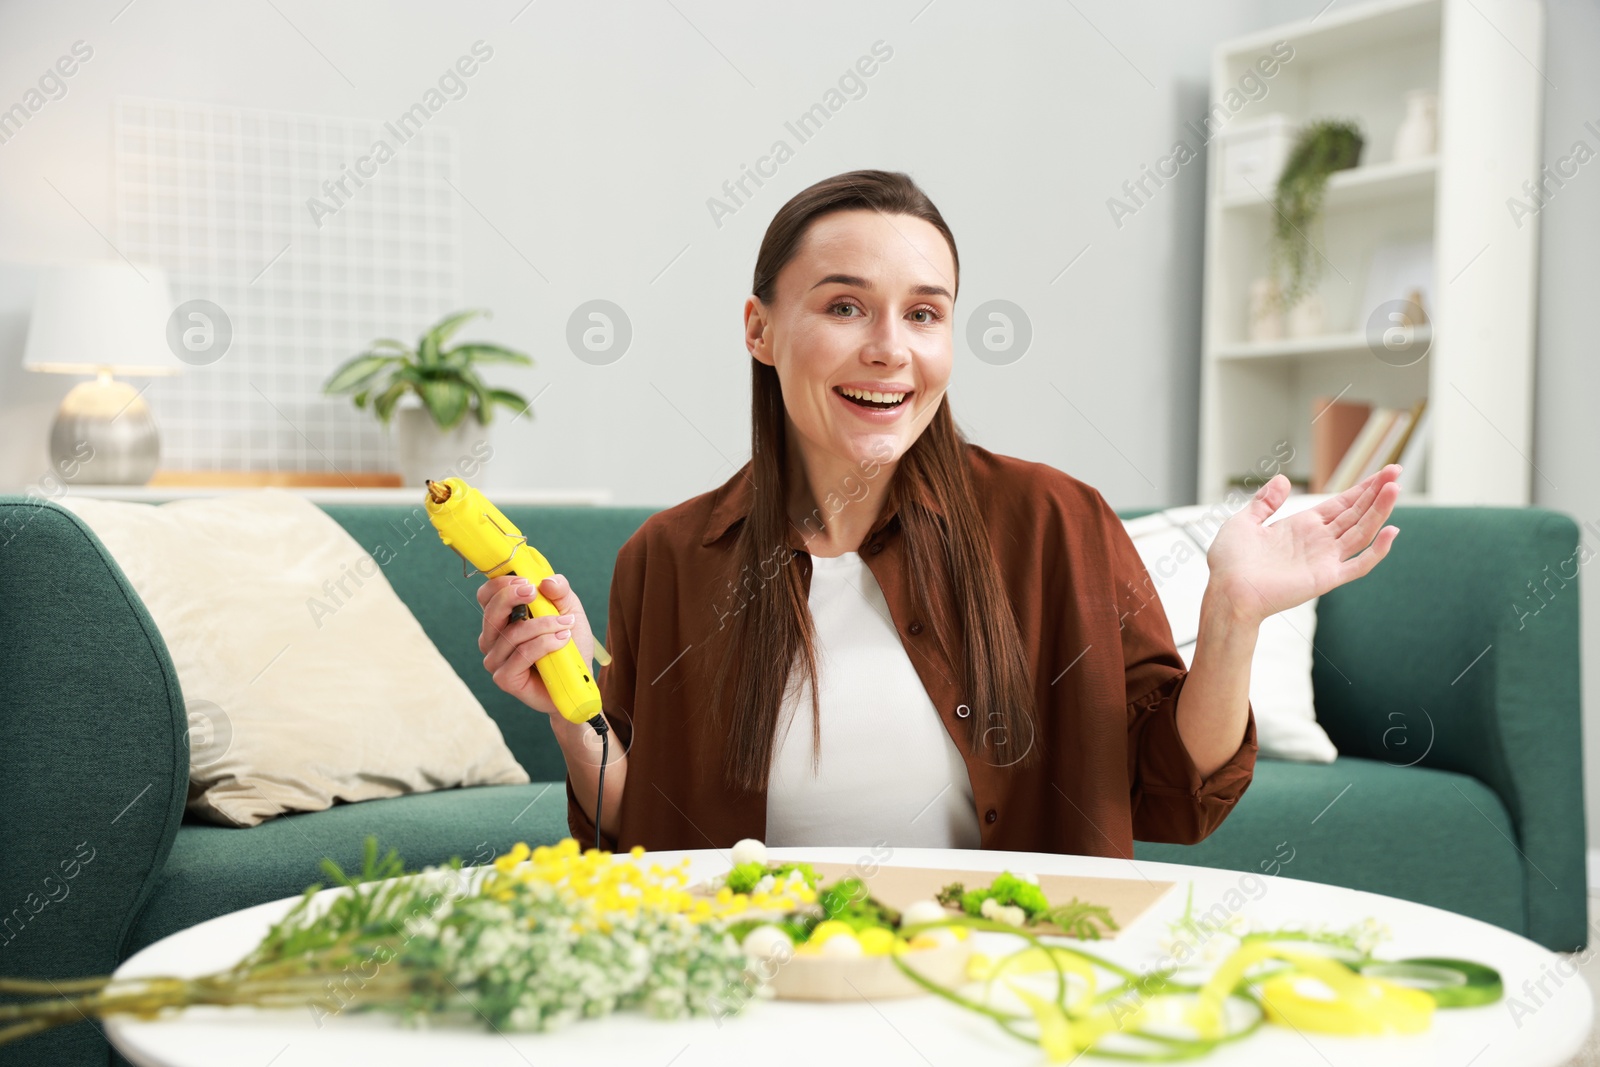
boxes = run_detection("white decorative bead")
[819,932,863,958]
[741,924,794,961]
[731,838,768,868]
[901,900,947,928]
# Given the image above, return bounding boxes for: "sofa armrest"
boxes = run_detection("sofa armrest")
[0,497,189,1064]
[1312,504,1587,949]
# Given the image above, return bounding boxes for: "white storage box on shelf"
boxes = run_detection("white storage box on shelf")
[1216,112,1294,201]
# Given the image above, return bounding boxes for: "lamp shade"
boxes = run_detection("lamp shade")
[22,261,185,375]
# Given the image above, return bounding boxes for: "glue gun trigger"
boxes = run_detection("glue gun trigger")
[504,602,610,666]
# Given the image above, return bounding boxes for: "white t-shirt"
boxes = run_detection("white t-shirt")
[765,550,983,849]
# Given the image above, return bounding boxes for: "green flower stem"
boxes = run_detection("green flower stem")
[0,976,113,995]
[0,968,422,1039]
[1036,942,1141,983]
[888,950,1040,1056]
[0,1019,51,1045]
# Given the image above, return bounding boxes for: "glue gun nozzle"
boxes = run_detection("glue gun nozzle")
[425,480,452,505]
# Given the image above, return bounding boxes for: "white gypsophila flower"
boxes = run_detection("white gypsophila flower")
[1159,912,1246,966]
[1354,917,1392,955]
[376,858,750,1034]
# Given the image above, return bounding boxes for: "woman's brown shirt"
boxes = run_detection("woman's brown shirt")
[567,443,1257,856]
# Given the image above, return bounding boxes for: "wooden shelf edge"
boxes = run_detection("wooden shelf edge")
[23,484,615,506]
[146,470,404,489]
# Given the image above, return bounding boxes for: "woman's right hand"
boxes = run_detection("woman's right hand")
[477,573,596,719]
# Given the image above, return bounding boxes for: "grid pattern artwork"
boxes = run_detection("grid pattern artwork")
[112,96,464,473]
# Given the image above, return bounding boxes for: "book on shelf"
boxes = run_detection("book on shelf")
[1394,405,1429,494]
[1226,473,1310,493]
[1310,396,1372,493]
[1321,397,1428,494]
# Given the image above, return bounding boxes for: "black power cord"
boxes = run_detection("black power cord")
[586,714,609,854]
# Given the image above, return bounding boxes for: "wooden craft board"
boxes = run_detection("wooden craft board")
[743,863,1177,941]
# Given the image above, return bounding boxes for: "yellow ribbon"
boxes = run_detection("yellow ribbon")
[1191,942,1433,1037]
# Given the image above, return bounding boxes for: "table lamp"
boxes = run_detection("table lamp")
[23,261,183,485]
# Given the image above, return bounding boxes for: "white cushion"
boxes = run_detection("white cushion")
[60,489,529,826]
[1121,495,1339,763]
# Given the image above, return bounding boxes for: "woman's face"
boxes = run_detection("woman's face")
[746,209,956,475]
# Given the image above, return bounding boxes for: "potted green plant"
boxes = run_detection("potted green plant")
[322,309,533,485]
[1270,119,1365,311]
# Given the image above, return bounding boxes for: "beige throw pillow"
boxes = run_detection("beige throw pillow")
[60,489,528,827]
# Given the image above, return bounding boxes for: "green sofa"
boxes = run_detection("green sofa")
[0,494,1586,1066]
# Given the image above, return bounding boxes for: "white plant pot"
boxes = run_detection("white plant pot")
[1287,292,1326,338]
[1392,89,1439,162]
[1248,277,1286,342]
[390,395,491,490]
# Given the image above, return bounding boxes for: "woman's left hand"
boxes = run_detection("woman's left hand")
[1204,464,1402,625]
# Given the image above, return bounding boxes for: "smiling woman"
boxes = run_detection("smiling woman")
[470,168,1399,856]
[716,172,1041,837]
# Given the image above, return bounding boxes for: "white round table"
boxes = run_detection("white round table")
[107,846,1591,1067]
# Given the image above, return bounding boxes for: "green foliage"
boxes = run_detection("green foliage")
[939,871,1048,919]
[231,835,442,974]
[1270,118,1365,309]
[322,308,534,431]
[1038,898,1120,940]
[938,872,1119,940]
[725,861,766,894]
[725,860,819,895]
[725,914,815,946]
[727,871,897,944]
[813,877,901,933]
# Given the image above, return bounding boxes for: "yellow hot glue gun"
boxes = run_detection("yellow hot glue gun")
[424,476,607,728]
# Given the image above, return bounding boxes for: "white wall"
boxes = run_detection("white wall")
[1,0,1596,849]
[0,0,1297,506]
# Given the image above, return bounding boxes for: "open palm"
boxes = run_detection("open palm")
[1205,464,1403,625]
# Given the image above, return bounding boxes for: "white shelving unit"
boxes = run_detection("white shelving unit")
[1197,0,1545,505]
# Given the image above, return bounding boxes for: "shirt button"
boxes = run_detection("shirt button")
[908,620,924,635]
[955,703,971,718]
[985,808,998,824]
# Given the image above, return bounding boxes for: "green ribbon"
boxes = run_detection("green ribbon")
[1353,957,1503,1008]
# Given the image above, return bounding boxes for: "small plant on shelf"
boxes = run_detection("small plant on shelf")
[322,309,534,430]
[1270,119,1365,310]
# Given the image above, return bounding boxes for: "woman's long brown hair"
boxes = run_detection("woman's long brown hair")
[708,168,1039,795]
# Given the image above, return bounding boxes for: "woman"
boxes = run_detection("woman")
[475,169,1400,856]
